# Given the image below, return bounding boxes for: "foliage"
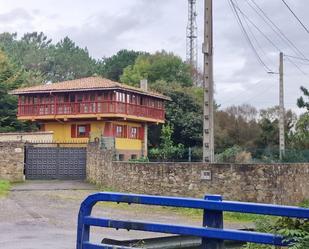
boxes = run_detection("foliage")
[297,86,309,111]
[253,106,297,161]
[151,81,203,148]
[289,113,309,150]
[128,156,149,163]
[98,49,144,81]
[120,51,193,87]
[282,149,309,163]
[0,180,11,197]
[190,146,203,161]
[216,145,252,163]
[0,32,98,83]
[243,206,309,249]
[149,124,185,160]
[0,50,37,132]
[215,104,260,153]
[46,37,98,82]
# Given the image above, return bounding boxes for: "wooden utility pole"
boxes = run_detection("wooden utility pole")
[203,0,215,162]
[279,52,285,160]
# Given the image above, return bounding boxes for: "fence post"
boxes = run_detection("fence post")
[188,147,192,162]
[202,194,224,249]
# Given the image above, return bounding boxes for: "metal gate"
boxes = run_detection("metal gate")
[25,146,87,180]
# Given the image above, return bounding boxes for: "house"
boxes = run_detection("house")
[11,76,169,160]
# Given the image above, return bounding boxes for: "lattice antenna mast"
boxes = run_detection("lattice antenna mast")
[186,0,198,85]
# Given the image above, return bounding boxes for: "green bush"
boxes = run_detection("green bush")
[216,145,252,163]
[148,124,185,161]
[243,202,309,249]
[128,156,149,163]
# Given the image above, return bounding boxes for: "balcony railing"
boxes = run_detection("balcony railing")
[18,101,165,120]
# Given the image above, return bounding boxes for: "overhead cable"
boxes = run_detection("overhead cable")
[281,0,309,34]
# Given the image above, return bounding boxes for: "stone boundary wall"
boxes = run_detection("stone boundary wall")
[0,131,53,143]
[0,142,25,181]
[87,144,309,205]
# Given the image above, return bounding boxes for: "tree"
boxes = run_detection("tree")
[254,106,297,160]
[149,124,185,161]
[0,33,100,83]
[151,81,203,148]
[0,50,36,132]
[47,37,98,82]
[284,87,309,162]
[215,104,260,153]
[98,49,144,81]
[297,86,309,111]
[0,32,48,84]
[120,51,193,87]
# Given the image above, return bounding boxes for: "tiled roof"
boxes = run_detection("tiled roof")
[11,76,170,100]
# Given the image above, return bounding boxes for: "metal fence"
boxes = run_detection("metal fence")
[76,192,309,249]
[147,147,309,163]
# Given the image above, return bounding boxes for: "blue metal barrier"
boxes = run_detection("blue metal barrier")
[76,192,309,249]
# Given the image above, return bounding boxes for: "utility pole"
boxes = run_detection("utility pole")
[186,0,198,85]
[279,52,285,160]
[202,0,215,163]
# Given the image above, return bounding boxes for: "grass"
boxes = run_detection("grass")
[97,186,263,223]
[160,207,263,223]
[0,180,11,197]
[299,199,309,208]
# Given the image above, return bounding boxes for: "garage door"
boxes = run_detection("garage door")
[25,146,86,180]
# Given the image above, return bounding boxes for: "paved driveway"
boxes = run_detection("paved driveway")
[0,181,252,249]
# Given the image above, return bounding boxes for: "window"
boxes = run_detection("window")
[131,154,137,160]
[71,124,91,138]
[130,127,138,139]
[116,125,124,137]
[116,92,126,102]
[104,92,110,100]
[118,154,125,161]
[130,94,138,104]
[149,98,155,107]
[90,94,95,101]
[77,94,83,102]
[78,125,87,137]
[115,125,128,138]
[39,124,45,131]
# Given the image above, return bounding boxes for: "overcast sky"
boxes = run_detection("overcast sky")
[0,0,308,114]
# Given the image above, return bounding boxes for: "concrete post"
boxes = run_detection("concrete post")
[140,79,148,158]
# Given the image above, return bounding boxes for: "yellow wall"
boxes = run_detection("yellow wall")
[115,138,142,150]
[113,121,142,150]
[44,121,143,151]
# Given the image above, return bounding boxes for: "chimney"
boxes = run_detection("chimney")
[140,79,148,91]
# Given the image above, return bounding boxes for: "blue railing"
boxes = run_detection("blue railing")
[76,192,309,249]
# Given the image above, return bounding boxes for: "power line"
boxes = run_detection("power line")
[284,54,309,62]
[232,1,309,76]
[284,57,309,76]
[281,0,309,34]
[241,6,274,67]
[233,2,282,52]
[221,1,309,107]
[228,0,272,72]
[247,0,308,61]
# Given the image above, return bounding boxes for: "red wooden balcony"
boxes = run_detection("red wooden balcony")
[17,101,165,121]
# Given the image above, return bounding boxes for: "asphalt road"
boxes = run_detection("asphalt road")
[0,180,252,249]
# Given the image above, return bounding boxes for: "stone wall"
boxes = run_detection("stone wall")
[0,142,25,181]
[87,144,309,205]
[0,131,53,143]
